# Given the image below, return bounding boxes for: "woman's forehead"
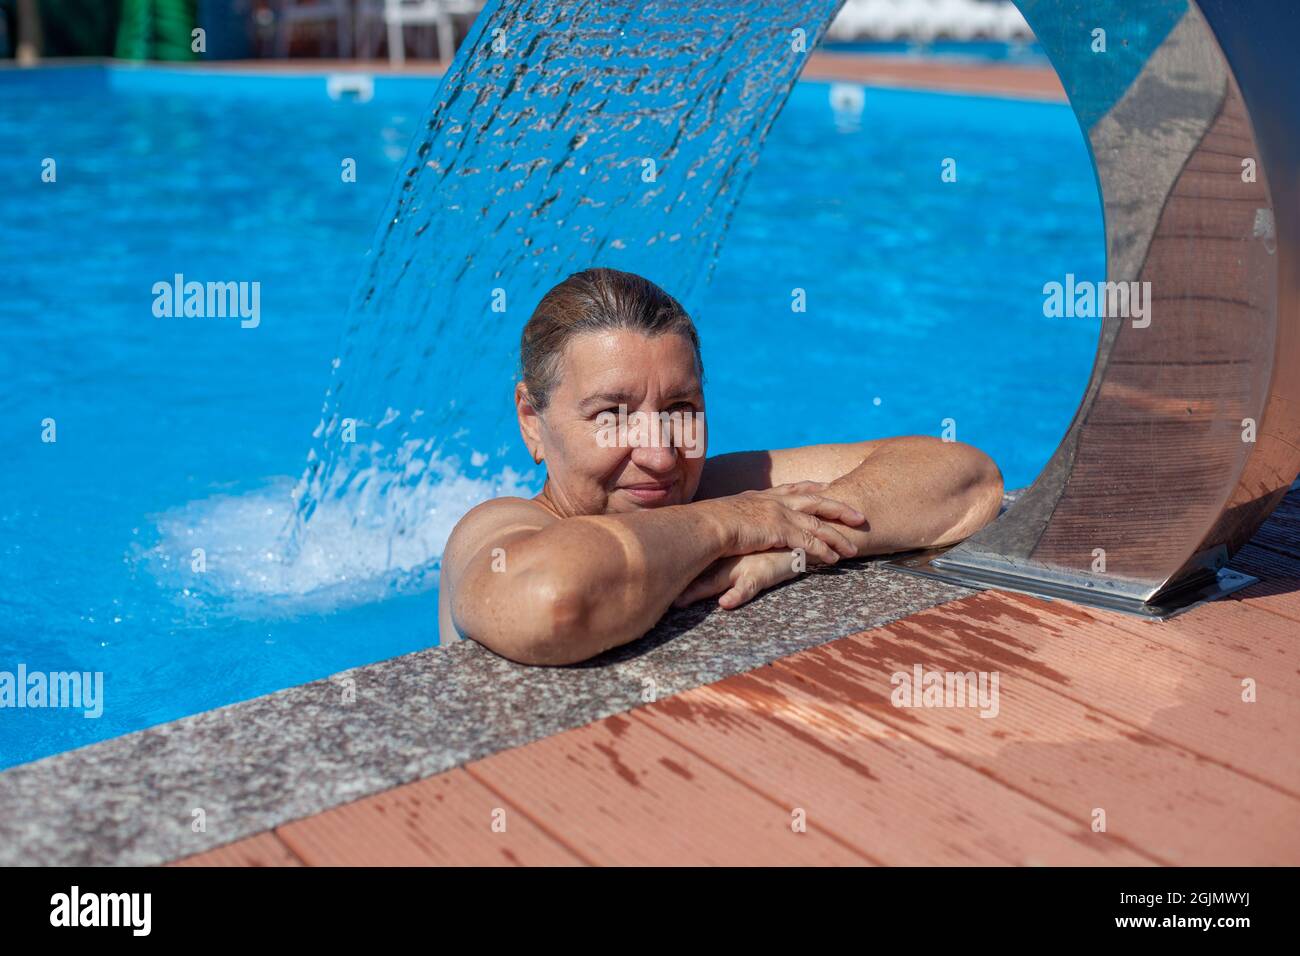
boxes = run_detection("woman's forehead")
[559,330,702,394]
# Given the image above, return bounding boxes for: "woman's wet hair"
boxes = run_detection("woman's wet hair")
[520,267,704,411]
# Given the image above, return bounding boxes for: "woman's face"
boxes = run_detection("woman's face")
[519,329,707,517]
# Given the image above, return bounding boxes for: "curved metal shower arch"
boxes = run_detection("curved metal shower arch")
[893,0,1300,617]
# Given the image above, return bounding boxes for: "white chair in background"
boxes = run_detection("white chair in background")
[993,2,1034,41]
[827,0,1033,44]
[357,0,483,66]
[272,0,354,58]
[825,0,869,40]
[933,0,983,40]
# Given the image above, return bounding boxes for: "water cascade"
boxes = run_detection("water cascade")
[282,0,847,596]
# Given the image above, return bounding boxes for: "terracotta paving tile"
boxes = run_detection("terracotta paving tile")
[275,768,582,866]
[467,712,870,865]
[909,591,1300,792]
[171,831,302,867]
[1073,588,1300,701]
[765,593,1300,864]
[630,677,1149,865]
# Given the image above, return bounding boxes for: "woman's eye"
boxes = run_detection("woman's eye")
[591,404,697,419]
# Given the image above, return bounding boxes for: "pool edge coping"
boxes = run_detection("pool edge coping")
[0,557,977,866]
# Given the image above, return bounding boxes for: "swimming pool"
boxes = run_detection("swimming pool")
[0,64,1102,770]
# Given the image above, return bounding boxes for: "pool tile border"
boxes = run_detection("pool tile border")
[0,560,970,866]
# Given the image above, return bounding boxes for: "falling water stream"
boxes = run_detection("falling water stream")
[277,0,847,599]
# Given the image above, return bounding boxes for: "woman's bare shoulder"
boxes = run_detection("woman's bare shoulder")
[443,496,556,574]
[439,496,556,646]
[455,494,554,527]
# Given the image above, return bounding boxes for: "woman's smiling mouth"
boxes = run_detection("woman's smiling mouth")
[619,480,676,503]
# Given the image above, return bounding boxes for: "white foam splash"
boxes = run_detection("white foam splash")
[142,455,537,615]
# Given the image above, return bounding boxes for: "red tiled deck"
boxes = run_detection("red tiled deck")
[174,493,1300,867]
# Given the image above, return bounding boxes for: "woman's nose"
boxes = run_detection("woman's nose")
[629,440,678,472]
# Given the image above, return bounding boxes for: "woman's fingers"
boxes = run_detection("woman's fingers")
[673,559,735,607]
[781,515,840,565]
[789,508,857,559]
[786,492,866,527]
[718,577,760,609]
[773,480,830,496]
[723,487,865,561]
[678,550,805,611]
[716,552,799,609]
[672,577,712,608]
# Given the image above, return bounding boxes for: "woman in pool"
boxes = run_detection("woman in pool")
[439,268,1003,665]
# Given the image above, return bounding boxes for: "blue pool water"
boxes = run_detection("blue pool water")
[0,62,1102,770]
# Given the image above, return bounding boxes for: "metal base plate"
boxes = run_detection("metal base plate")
[885,550,1259,621]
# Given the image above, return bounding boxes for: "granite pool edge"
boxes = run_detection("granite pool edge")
[0,560,975,866]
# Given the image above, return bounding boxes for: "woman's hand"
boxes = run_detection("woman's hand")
[677,481,866,610]
[705,480,865,566]
[673,549,805,610]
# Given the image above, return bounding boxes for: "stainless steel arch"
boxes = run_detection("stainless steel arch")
[892,0,1300,617]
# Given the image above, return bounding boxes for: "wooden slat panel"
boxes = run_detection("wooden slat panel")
[1159,195,1269,240]
[276,768,582,866]
[770,595,1300,865]
[1230,544,1300,621]
[1245,495,1300,559]
[1097,592,1300,701]
[170,831,301,867]
[953,592,1300,791]
[632,676,1151,865]
[1252,523,1300,560]
[1198,127,1254,153]
[1033,91,1279,577]
[1184,149,1259,174]
[1169,167,1265,199]
[468,713,870,865]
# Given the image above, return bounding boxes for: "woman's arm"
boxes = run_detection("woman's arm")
[443,485,865,665]
[677,437,1004,609]
[699,435,1003,553]
[821,436,1004,553]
